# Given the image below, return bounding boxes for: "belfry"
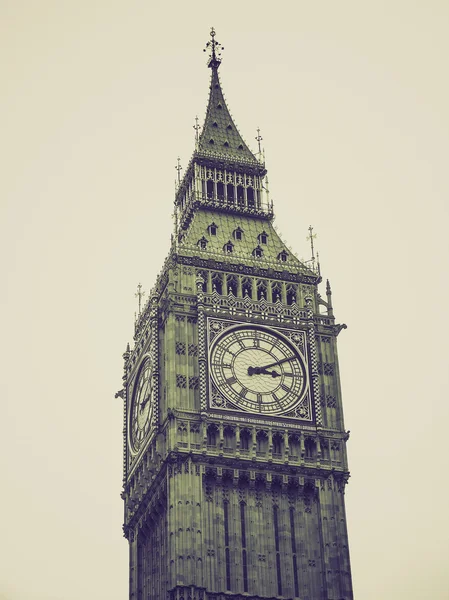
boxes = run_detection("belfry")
[118,29,354,600]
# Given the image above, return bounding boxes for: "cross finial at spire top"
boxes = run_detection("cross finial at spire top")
[203,27,224,69]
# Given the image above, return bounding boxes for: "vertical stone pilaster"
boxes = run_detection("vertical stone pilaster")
[305,294,322,426]
[196,276,207,415]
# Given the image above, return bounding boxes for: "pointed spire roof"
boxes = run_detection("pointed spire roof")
[196,29,260,167]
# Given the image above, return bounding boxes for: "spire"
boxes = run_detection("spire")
[197,28,260,166]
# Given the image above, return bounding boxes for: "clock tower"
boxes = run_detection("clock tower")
[119,29,354,600]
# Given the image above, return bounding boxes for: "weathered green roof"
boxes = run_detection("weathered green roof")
[178,209,315,277]
[197,66,259,165]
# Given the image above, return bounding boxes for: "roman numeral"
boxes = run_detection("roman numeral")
[281,383,290,392]
[226,376,237,385]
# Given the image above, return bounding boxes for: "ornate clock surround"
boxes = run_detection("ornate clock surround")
[206,316,314,422]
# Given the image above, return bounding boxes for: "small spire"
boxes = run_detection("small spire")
[255,127,263,154]
[203,27,224,69]
[135,283,145,315]
[326,279,333,316]
[193,116,201,144]
[175,157,182,184]
[307,225,317,265]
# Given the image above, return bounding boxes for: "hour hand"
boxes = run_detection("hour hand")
[248,366,280,378]
[140,395,150,410]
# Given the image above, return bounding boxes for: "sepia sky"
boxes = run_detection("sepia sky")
[1,1,449,599]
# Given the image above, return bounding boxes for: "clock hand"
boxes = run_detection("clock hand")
[259,355,296,370]
[247,366,281,377]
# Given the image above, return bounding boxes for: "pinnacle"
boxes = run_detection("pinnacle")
[196,64,259,166]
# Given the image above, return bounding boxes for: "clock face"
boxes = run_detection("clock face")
[209,325,307,415]
[129,358,153,454]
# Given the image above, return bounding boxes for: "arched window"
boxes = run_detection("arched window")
[237,185,244,206]
[256,430,268,454]
[240,429,251,451]
[226,183,234,203]
[258,231,268,245]
[272,433,283,456]
[288,434,300,460]
[246,186,254,208]
[217,181,224,201]
[321,440,330,460]
[227,275,238,296]
[253,246,263,258]
[286,284,297,305]
[257,280,267,300]
[208,223,217,236]
[206,180,214,199]
[211,272,223,295]
[223,426,235,451]
[272,282,282,302]
[304,438,316,459]
[207,424,218,447]
[242,277,252,297]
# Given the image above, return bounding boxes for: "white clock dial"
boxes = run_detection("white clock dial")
[209,325,307,415]
[129,358,153,454]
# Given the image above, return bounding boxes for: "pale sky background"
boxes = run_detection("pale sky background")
[1,1,449,599]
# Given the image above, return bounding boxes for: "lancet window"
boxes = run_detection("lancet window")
[240,429,251,451]
[304,437,316,459]
[272,433,283,457]
[286,284,297,305]
[227,275,238,296]
[272,282,282,302]
[223,426,235,451]
[242,277,252,297]
[207,424,218,447]
[256,430,268,455]
[257,279,268,300]
[211,272,223,295]
[288,434,300,460]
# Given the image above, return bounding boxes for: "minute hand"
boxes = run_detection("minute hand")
[261,355,296,370]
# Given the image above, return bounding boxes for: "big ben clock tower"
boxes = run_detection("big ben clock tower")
[118,29,354,600]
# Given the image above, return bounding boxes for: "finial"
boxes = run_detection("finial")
[255,127,263,154]
[135,283,145,315]
[307,225,317,266]
[203,27,224,69]
[193,116,201,144]
[326,279,332,295]
[175,157,182,184]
